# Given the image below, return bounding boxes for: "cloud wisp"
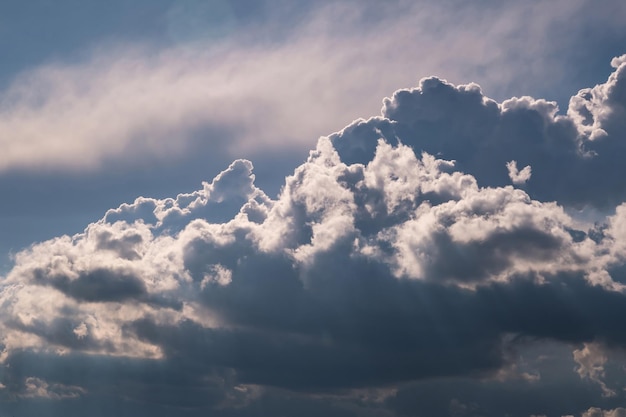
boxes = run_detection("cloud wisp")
[0,0,624,174]
[1,54,626,416]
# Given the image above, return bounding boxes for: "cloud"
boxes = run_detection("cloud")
[4,52,626,415]
[507,160,532,185]
[573,343,616,397]
[583,408,626,417]
[18,377,86,400]
[0,0,625,173]
[332,54,626,208]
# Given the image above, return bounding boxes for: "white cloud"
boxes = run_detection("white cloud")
[201,264,233,288]
[507,160,532,184]
[573,343,616,397]
[19,377,86,400]
[582,408,626,417]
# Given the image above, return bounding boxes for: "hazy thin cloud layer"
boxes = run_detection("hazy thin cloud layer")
[1,52,626,416]
[0,0,624,173]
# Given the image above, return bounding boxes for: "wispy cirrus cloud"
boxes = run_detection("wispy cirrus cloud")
[0,0,624,173]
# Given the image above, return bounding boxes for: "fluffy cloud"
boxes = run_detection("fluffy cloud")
[506,160,532,185]
[583,408,626,417]
[574,343,616,398]
[333,53,626,208]
[18,377,86,400]
[3,55,626,416]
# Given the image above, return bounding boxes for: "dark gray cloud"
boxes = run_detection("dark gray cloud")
[3,55,626,417]
[333,55,626,208]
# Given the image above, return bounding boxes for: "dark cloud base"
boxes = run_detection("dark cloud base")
[2,55,626,417]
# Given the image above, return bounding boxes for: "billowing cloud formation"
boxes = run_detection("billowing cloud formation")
[2,55,626,417]
[332,54,626,208]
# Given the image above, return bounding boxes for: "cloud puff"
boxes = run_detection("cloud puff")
[574,343,616,398]
[506,160,532,185]
[333,54,626,208]
[583,408,626,417]
[3,55,626,416]
[18,377,86,400]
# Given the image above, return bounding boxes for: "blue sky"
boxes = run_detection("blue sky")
[1,1,626,416]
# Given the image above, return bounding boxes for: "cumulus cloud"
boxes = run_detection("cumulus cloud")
[573,343,616,397]
[583,408,626,417]
[3,54,626,416]
[507,160,532,184]
[332,53,626,208]
[18,377,86,400]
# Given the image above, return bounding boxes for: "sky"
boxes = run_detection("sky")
[1,0,626,416]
